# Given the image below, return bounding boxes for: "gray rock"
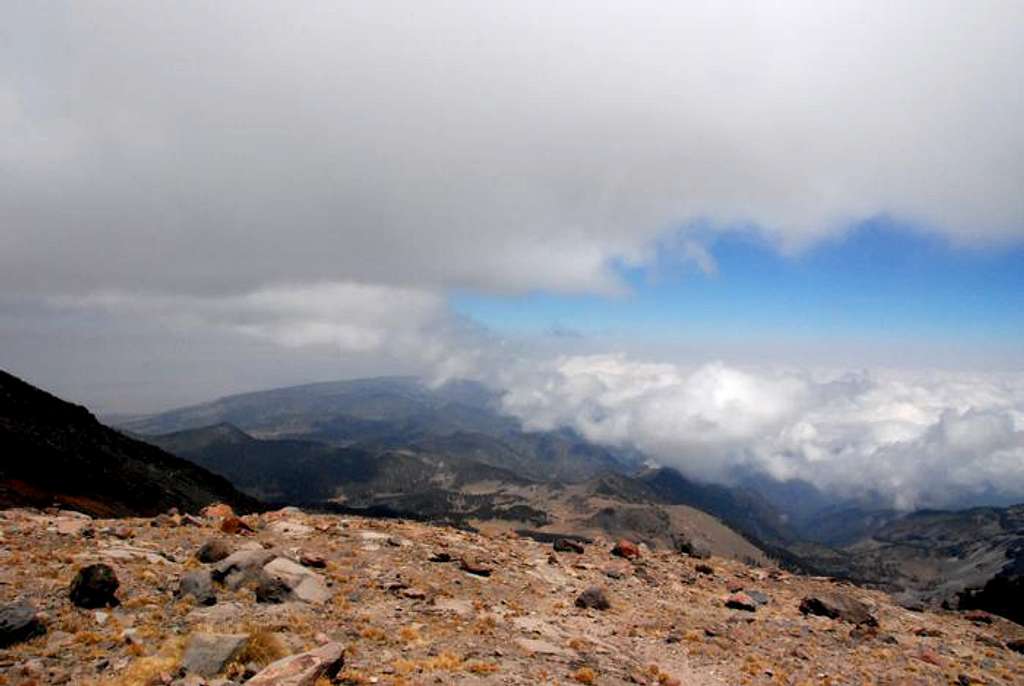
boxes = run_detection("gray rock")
[261,557,332,604]
[246,642,344,686]
[575,586,611,610]
[0,602,46,648]
[255,574,293,604]
[211,549,277,590]
[177,570,217,606]
[181,632,249,677]
[799,592,878,626]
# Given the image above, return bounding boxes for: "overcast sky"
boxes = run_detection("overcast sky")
[2,2,1023,508]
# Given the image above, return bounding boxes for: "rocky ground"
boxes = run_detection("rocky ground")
[1,506,1023,686]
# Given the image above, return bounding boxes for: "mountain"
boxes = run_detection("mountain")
[0,370,260,517]
[118,376,639,483]
[147,423,767,562]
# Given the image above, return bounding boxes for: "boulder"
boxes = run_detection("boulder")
[246,642,344,686]
[261,557,332,604]
[177,570,217,606]
[211,549,277,590]
[611,539,640,559]
[799,592,878,626]
[255,575,293,604]
[0,602,46,648]
[69,564,120,608]
[181,632,249,677]
[575,586,611,610]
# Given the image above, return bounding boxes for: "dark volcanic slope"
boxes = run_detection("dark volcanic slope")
[0,370,260,517]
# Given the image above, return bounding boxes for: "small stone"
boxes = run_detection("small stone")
[219,517,253,535]
[0,602,46,648]
[261,557,332,603]
[746,590,770,606]
[554,538,584,554]
[69,564,120,608]
[459,558,492,577]
[299,552,327,568]
[246,642,344,686]
[915,647,944,667]
[211,549,277,590]
[799,592,877,626]
[196,540,233,563]
[201,503,236,519]
[575,586,611,610]
[1007,638,1024,654]
[695,563,714,575]
[724,593,757,612]
[611,539,640,559]
[255,575,293,604]
[429,551,453,563]
[182,633,249,677]
[177,570,217,606]
[964,611,993,624]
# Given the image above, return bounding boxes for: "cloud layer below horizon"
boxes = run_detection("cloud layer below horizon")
[498,355,1024,510]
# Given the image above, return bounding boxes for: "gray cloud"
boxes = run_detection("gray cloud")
[2,2,1022,299]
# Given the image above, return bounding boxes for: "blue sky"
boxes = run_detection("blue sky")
[452,219,1024,353]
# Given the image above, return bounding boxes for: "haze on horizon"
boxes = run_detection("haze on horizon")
[2,1,1022,510]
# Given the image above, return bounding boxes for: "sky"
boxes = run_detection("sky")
[2,2,1023,509]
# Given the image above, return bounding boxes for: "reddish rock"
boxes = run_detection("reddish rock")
[611,539,640,559]
[459,558,492,577]
[219,517,253,535]
[201,503,236,519]
[246,642,344,685]
[299,552,327,569]
[916,647,945,667]
[724,593,757,612]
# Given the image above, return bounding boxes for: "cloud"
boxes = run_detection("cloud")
[497,354,1024,509]
[2,2,1022,299]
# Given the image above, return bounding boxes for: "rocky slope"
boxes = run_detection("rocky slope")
[1,505,1023,685]
[0,371,260,517]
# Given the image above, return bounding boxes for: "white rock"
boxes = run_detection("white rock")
[262,558,332,604]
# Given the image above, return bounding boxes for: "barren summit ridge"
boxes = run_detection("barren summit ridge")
[1,505,1022,685]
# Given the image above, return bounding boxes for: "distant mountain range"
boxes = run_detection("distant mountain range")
[0,370,259,516]
[4,369,1020,624]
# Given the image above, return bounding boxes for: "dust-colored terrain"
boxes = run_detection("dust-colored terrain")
[1,506,1023,686]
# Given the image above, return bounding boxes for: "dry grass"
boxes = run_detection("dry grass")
[83,635,187,686]
[234,629,289,667]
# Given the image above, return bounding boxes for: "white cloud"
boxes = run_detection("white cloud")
[1,2,1022,298]
[497,354,1024,509]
